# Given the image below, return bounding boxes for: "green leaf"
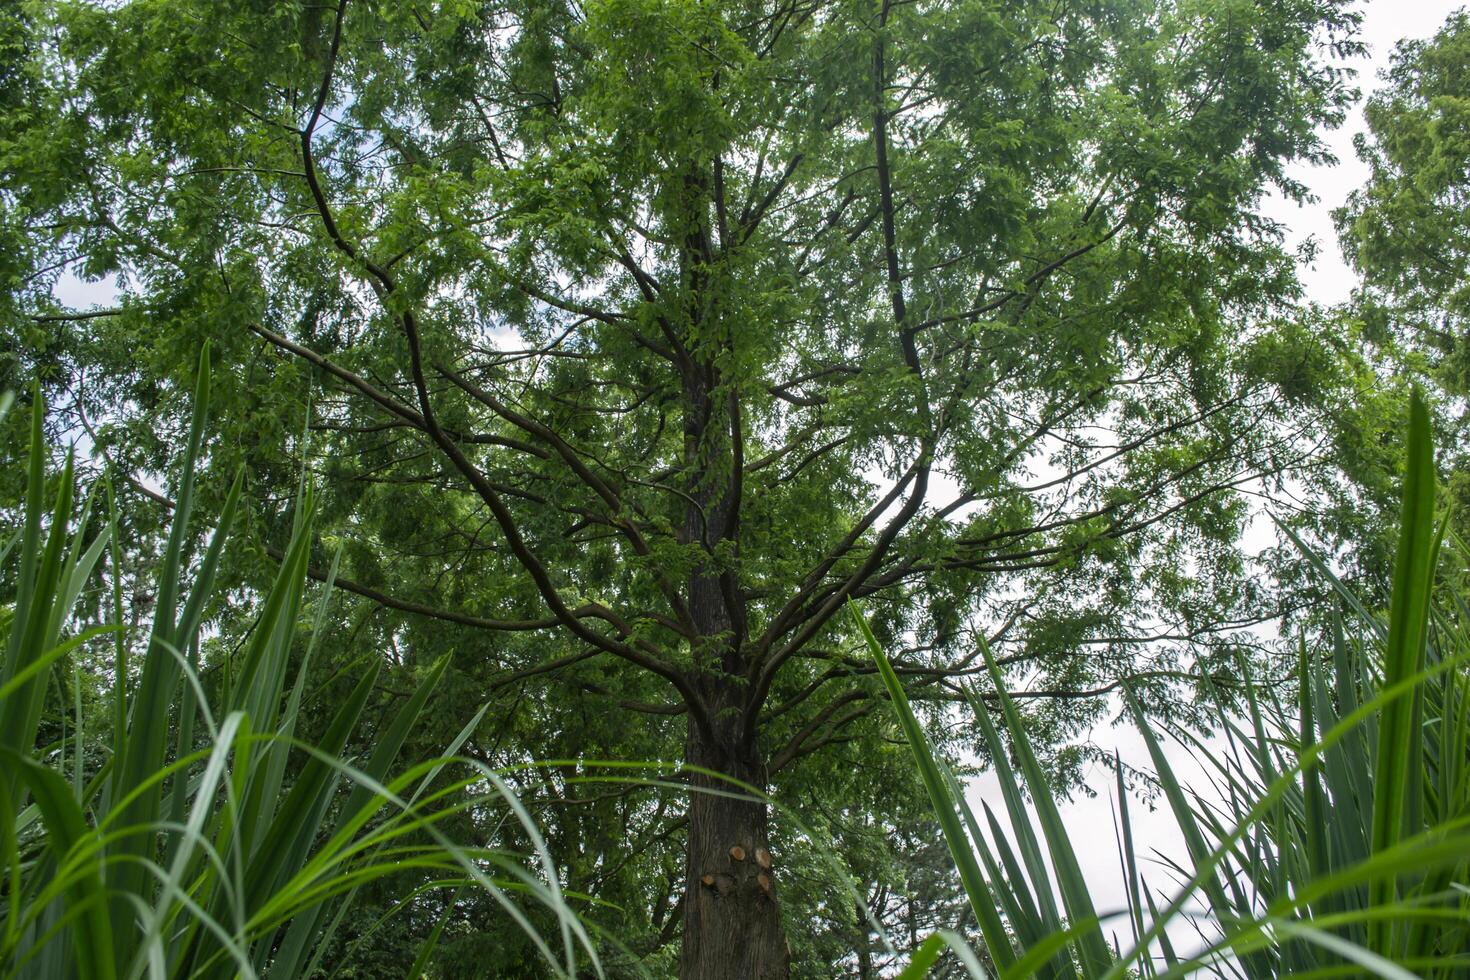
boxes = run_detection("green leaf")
[850,601,1016,971]
[978,641,1113,975]
[0,748,116,980]
[1370,388,1440,954]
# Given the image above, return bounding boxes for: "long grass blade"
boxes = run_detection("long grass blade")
[977,642,1113,974]
[1369,388,1439,955]
[850,602,1016,970]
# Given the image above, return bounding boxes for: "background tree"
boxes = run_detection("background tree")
[2,0,1365,975]
[1338,8,1470,402]
[1331,7,1470,590]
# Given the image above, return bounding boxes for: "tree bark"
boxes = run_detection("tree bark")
[677,507,788,976]
[678,678,789,979]
[856,898,874,979]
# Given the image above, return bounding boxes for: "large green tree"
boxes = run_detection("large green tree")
[3,0,1363,974]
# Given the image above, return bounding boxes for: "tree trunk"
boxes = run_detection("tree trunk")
[673,170,786,974]
[679,679,789,979]
[856,899,874,979]
[676,500,790,977]
[676,437,787,976]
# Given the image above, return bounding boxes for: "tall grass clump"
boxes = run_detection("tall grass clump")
[859,389,1470,978]
[0,356,597,978]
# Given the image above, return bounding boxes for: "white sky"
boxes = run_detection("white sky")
[962,0,1467,965]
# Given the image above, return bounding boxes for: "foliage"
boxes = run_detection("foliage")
[864,389,1470,977]
[0,0,1445,970]
[0,0,1370,759]
[0,361,593,978]
[1338,8,1470,401]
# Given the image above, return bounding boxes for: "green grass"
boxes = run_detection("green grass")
[859,388,1470,978]
[0,355,597,978]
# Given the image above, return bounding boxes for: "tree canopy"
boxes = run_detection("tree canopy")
[0,0,1374,974]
